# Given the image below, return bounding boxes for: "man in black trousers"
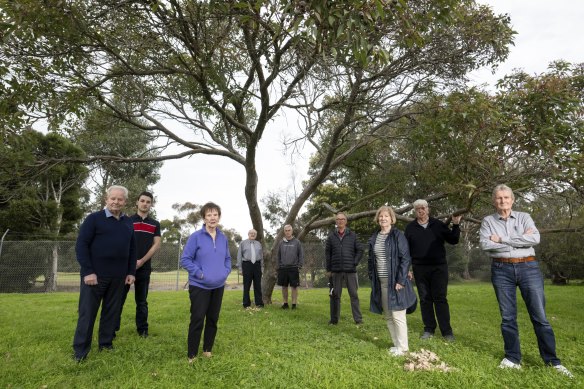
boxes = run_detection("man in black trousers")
[405,199,461,342]
[116,191,161,338]
[325,212,364,325]
[72,185,136,361]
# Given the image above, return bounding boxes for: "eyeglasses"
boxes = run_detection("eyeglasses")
[335,218,347,221]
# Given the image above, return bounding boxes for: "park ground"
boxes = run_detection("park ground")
[1,282,582,388]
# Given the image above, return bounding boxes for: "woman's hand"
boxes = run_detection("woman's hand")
[395,283,404,291]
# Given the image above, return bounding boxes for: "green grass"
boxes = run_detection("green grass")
[1,283,582,388]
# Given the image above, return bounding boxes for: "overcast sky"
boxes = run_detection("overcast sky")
[151,0,584,237]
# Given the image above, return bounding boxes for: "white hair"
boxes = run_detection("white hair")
[492,184,515,201]
[106,185,129,200]
[412,199,428,208]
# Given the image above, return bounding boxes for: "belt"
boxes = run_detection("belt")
[493,256,536,263]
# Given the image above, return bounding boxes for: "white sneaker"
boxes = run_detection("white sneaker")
[499,358,521,369]
[388,347,406,356]
[553,365,574,378]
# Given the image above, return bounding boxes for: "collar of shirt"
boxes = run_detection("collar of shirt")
[104,208,125,219]
[497,210,517,220]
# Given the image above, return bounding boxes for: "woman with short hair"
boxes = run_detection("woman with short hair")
[368,205,413,356]
[181,202,232,363]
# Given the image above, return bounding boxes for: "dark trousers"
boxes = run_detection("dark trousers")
[329,272,362,323]
[72,277,125,359]
[188,285,225,358]
[242,261,263,307]
[413,264,453,336]
[117,271,150,334]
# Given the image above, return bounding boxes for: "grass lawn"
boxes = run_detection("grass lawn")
[0,282,582,388]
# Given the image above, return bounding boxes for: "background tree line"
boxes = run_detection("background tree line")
[1,1,583,298]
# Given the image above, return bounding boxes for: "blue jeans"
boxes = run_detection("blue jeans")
[491,260,560,366]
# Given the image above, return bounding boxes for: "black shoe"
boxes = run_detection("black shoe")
[291,304,297,309]
[256,305,264,308]
[420,331,434,340]
[355,320,363,325]
[328,320,338,325]
[443,334,455,342]
[138,331,148,338]
[98,345,114,352]
[73,354,86,363]
[281,303,289,309]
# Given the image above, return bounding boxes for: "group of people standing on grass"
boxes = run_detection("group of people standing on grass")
[324,204,457,357]
[71,184,573,378]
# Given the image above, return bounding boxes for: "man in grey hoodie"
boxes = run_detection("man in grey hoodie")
[277,224,304,309]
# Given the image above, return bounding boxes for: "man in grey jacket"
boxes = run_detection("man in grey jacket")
[325,212,363,325]
[277,224,304,309]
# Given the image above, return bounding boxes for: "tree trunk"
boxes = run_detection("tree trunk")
[262,249,278,305]
[47,244,59,291]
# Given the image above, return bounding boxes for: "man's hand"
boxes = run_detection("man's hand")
[125,275,136,285]
[490,234,502,243]
[407,271,414,281]
[136,259,144,270]
[525,228,534,235]
[84,273,98,285]
[395,283,404,291]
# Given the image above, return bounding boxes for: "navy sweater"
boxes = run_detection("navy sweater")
[76,210,137,278]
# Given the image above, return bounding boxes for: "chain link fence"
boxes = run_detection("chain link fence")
[3,237,541,294]
[0,240,337,293]
[0,240,185,293]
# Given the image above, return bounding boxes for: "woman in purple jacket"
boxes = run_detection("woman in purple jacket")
[180,202,231,363]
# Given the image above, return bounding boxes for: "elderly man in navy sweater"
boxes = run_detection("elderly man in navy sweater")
[72,185,137,362]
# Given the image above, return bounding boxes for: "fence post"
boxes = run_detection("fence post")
[0,229,9,260]
[175,237,182,291]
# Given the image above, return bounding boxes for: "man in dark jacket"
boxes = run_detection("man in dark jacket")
[405,200,461,341]
[72,185,137,362]
[325,212,364,325]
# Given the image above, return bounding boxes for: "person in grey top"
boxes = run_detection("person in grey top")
[479,184,572,377]
[277,225,304,309]
[237,229,264,308]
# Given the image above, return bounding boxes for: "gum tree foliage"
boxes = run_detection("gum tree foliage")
[159,202,202,244]
[0,129,87,237]
[69,101,163,211]
[0,129,87,292]
[1,0,514,301]
[304,62,584,279]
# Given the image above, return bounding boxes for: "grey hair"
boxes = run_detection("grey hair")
[106,185,129,200]
[248,229,257,235]
[492,184,515,201]
[412,199,428,209]
[284,224,293,230]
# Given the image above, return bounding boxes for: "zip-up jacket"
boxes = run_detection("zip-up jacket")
[325,227,363,273]
[181,225,232,290]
